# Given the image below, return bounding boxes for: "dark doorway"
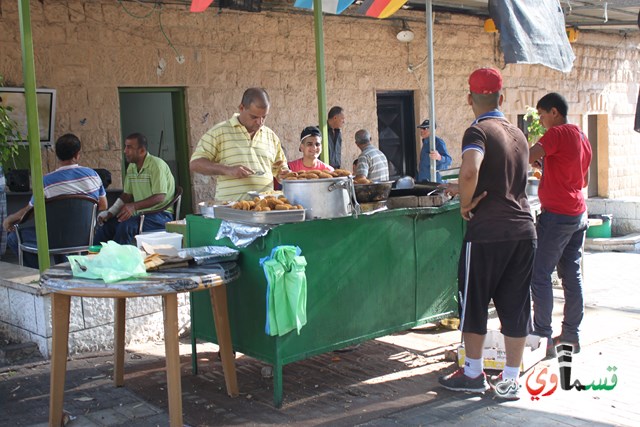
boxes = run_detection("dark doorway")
[376,91,416,179]
[118,88,192,215]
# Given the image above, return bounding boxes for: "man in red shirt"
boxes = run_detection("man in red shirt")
[529,92,592,358]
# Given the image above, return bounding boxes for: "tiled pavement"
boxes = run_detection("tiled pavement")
[1,250,639,426]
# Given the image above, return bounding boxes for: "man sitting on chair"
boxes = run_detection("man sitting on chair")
[95,133,175,245]
[2,133,108,268]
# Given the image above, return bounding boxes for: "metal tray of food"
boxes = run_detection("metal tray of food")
[213,206,305,225]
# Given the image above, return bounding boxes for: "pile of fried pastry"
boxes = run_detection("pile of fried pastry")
[230,195,303,211]
[282,169,352,180]
[353,177,371,184]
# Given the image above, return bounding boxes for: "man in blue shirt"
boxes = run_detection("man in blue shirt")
[3,133,107,268]
[416,119,452,183]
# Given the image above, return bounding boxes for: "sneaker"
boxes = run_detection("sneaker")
[491,375,521,401]
[438,368,490,393]
[553,336,581,354]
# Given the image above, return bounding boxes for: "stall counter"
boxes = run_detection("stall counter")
[187,203,463,406]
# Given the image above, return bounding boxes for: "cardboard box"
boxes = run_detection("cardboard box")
[457,331,547,371]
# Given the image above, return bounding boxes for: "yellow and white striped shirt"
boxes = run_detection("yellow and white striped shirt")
[191,114,287,201]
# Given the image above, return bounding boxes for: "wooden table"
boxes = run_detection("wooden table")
[41,264,239,427]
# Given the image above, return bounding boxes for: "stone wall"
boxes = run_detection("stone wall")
[1,0,639,205]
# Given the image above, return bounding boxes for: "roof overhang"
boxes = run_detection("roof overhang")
[404,0,639,33]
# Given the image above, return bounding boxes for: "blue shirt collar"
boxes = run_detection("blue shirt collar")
[471,109,506,126]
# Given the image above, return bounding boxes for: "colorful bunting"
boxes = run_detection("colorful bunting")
[294,0,356,15]
[190,0,215,13]
[357,0,407,19]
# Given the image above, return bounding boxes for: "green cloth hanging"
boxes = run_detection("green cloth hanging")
[260,245,307,336]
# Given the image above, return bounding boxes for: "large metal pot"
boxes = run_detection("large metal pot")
[354,181,393,203]
[283,177,359,219]
[526,178,539,197]
[198,201,216,217]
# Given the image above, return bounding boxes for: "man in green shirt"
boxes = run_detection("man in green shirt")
[95,133,175,245]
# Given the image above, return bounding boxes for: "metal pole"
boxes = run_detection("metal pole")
[425,0,437,182]
[313,0,329,164]
[18,0,50,271]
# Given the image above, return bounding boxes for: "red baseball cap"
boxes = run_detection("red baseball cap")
[468,68,503,94]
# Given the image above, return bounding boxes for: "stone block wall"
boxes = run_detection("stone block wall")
[0,0,638,205]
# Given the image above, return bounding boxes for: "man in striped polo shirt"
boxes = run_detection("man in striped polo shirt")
[354,129,389,182]
[3,133,107,268]
[95,133,175,245]
[190,88,288,201]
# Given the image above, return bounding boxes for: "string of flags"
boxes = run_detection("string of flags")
[356,0,408,19]
[189,0,407,18]
[293,0,355,15]
[190,0,215,13]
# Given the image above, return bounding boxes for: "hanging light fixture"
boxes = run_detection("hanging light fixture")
[397,20,415,43]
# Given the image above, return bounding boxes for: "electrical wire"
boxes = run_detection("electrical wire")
[116,0,184,63]
[158,5,184,62]
[117,0,159,19]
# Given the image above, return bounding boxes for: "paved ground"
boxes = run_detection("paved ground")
[1,250,639,426]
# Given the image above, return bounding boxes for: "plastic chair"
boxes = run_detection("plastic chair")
[14,194,98,266]
[138,186,182,234]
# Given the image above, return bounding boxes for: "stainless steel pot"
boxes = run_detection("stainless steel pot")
[526,178,539,197]
[283,177,360,219]
[198,201,216,218]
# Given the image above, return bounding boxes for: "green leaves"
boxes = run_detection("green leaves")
[0,75,21,164]
[524,106,545,145]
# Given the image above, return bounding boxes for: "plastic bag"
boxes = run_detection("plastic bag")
[260,245,307,337]
[68,241,148,283]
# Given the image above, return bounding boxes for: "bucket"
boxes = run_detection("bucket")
[587,214,612,238]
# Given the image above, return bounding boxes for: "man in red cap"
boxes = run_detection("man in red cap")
[439,68,536,400]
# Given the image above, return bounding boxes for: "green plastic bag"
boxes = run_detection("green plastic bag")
[68,241,148,283]
[260,245,307,337]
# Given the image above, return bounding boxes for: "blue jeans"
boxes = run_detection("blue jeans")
[94,211,173,245]
[531,211,588,342]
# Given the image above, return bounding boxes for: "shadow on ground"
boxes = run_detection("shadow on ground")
[125,336,452,426]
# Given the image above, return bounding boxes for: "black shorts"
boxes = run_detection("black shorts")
[457,239,536,337]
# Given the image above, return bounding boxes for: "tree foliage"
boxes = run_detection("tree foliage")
[524,106,545,145]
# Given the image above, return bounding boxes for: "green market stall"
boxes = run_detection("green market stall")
[187,202,463,406]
